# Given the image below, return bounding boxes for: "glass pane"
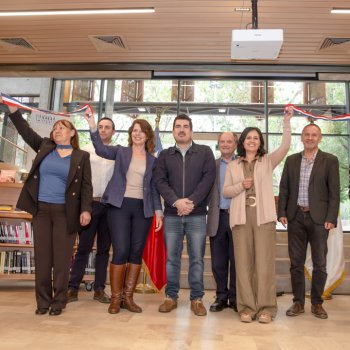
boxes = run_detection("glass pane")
[268,81,345,105]
[181,80,265,104]
[268,82,304,104]
[1,95,40,169]
[1,112,31,170]
[52,79,101,115]
[143,80,175,102]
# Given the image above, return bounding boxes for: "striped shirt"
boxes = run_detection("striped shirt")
[297,151,318,207]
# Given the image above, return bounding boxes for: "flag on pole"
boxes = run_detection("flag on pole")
[142,125,167,291]
[305,215,346,298]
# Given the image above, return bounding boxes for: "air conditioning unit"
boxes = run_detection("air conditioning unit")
[231,29,283,60]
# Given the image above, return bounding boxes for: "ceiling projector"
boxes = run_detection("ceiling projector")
[231,29,283,60]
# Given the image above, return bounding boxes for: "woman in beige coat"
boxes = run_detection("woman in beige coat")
[223,108,293,323]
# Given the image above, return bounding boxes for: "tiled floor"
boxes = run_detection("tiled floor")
[0,281,350,350]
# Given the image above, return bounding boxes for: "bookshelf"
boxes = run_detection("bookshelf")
[0,180,96,286]
[0,181,35,278]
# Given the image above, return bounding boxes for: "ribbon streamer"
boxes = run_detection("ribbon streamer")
[1,93,93,117]
[285,103,350,122]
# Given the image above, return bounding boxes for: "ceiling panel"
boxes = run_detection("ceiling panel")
[0,1,349,66]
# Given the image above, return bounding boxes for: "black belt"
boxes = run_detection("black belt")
[298,205,310,213]
[220,209,229,214]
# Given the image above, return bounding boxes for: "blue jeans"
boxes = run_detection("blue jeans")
[164,215,206,300]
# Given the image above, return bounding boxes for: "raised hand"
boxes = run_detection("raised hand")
[83,109,97,131]
[284,106,294,122]
[0,95,18,114]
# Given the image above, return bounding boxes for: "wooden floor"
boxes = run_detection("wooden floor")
[1,281,350,350]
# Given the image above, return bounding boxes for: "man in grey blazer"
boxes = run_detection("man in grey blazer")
[278,123,340,319]
[207,132,238,312]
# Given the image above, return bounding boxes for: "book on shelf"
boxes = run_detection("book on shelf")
[0,221,33,244]
[85,251,96,275]
[0,251,5,273]
[0,204,13,211]
[30,251,35,274]
[0,169,16,183]
[0,249,35,274]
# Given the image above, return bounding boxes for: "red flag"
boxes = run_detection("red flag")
[142,214,167,291]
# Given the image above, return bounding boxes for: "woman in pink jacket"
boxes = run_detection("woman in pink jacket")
[223,108,293,323]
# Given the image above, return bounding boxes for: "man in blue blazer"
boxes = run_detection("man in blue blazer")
[278,123,340,319]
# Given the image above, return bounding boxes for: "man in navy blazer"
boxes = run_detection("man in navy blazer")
[278,123,340,320]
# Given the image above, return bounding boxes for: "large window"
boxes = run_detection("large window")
[1,78,349,229]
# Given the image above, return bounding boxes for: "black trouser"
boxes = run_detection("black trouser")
[210,210,236,302]
[69,201,111,292]
[288,209,329,305]
[108,198,153,265]
[32,202,76,310]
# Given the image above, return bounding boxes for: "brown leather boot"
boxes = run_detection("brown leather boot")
[123,263,142,313]
[108,263,126,314]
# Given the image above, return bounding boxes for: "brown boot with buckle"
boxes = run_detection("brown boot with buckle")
[286,302,305,316]
[66,289,78,303]
[191,299,207,316]
[123,263,142,313]
[311,304,328,319]
[93,290,111,304]
[108,263,126,314]
[159,297,178,313]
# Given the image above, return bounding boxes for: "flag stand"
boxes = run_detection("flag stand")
[135,265,156,294]
[136,110,168,295]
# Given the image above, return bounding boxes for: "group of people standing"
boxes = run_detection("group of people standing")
[1,96,340,323]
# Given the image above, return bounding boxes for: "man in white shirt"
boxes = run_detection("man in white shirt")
[67,117,115,303]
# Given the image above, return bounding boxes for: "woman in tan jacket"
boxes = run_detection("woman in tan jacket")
[223,108,293,323]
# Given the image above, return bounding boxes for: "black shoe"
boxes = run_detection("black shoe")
[49,308,62,316]
[228,300,238,312]
[35,308,49,315]
[209,298,227,312]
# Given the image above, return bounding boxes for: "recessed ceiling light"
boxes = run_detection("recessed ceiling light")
[331,8,350,14]
[0,8,155,17]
